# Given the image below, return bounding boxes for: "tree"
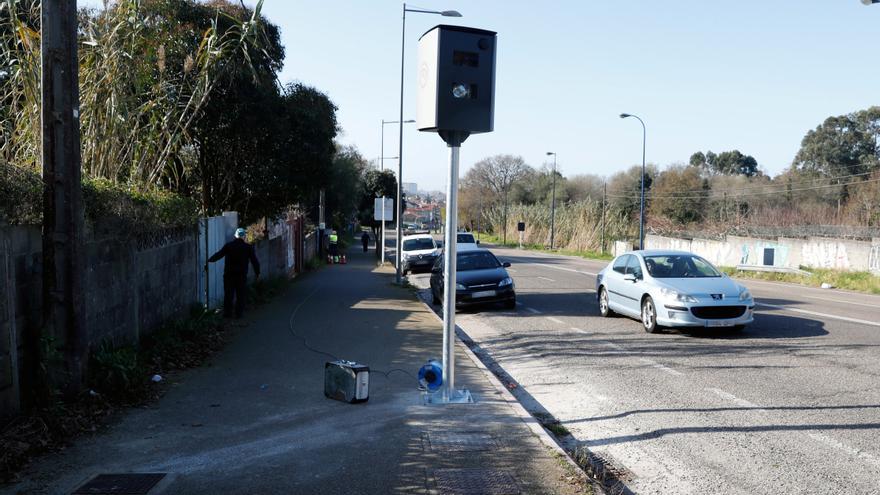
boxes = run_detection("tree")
[690,149,760,177]
[794,107,880,178]
[565,174,604,204]
[607,164,656,221]
[467,154,532,243]
[650,165,708,224]
[358,168,397,235]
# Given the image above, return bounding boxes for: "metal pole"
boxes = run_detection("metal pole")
[396,4,407,284]
[639,118,646,250]
[601,181,607,254]
[442,145,460,397]
[550,153,557,250]
[41,0,86,398]
[380,120,385,265]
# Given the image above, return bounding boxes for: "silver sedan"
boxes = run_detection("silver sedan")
[596,250,755,333]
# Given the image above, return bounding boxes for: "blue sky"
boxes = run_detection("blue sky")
[85,1,880,192]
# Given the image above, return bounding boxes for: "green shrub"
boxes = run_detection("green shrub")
[0,161,42,225]
[89,341,145,400]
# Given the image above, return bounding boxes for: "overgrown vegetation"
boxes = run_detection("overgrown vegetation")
[720,267,880,295]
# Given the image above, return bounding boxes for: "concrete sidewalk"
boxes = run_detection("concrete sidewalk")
[6,244,589,494]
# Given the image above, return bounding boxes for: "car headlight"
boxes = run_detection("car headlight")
[455,283,467,290]
[498,277,513,287]
[660,287,698,303]
[739,288,752,301]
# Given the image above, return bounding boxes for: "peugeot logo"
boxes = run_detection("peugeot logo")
[711,294,723,300]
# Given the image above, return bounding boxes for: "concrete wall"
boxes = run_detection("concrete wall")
[645,234,880,274]
[0,225,198,417]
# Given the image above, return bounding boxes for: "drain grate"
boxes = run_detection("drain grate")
[72,473,166,495]
[425,431,503,452]
[432,468,520,495]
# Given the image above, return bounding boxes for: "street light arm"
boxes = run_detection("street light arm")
[405,7,462,16]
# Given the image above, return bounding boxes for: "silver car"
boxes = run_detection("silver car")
[596,250,755,333]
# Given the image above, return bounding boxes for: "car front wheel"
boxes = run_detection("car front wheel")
[641,296,659,333]
[598,287,612,317]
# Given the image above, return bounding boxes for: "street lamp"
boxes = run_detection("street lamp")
[397,3,462,284]
[862,0,879,5]
[620,113,646,250]
[546,152,558,250]
[380,119,414,266]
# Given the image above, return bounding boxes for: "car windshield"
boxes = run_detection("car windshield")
[457,251,500,271]
[457,233,475,243]
[643,255,721,278]
[403,238,435,251]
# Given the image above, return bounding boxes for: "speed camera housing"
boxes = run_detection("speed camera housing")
[417,25,496,135]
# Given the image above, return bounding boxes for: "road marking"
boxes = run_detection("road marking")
[516,301,523,306]
[706,386,880,469]
[798,294,879,309]
[570,326,589,334]
[537,263,598,277]
[546,316,564,324]
[807,433,880,468]
[538,276,556,282]
[525,307,542,314]
[640,357,684,376]
[507,268,517,273]
[706,387,762,409]
[757,302,880,328]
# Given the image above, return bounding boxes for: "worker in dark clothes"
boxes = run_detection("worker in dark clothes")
[361,232,370,252]
[209,227,260,318]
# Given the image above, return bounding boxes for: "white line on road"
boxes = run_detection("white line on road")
[570,327,589,334]
[757,303,880,328]
[538,276,556,282]
[525,307,542,314]
[536,263,598,277]
[507,268,517,273]
[797,294,879,309]
[706,388,763,409]
[706,387,880,469]
[640,357,684,376]
[546,316,564,324]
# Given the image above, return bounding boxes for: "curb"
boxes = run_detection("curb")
[413,292,603,494]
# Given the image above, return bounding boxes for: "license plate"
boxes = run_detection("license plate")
[471,290,496,298]
[707,320,734,327]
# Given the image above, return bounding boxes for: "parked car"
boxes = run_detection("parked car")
[401,234,440,275]
[430,249,516,309]
[456,232,481,250]
[595,250,755,333]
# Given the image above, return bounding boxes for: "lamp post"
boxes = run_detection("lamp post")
[862,0,879,5]
[620,113,646,250]
[546,152,557,250]
[381,119,414,265]
[397,3,462,284]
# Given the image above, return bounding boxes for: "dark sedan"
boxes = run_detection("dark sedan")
[429,249,516,309]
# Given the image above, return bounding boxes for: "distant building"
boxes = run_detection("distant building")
[403,182,418,195]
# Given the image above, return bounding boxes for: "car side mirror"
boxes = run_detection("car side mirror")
[623,273,637,282]
[476,240,481,245]
[502,262,511,268]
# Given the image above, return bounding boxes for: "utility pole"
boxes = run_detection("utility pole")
[601,181,607,254]
[41,0,86,398]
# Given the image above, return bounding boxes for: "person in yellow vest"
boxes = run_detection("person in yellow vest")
[328,230,339,258]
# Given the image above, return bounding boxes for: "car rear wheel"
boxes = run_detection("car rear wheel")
[598,287,612,317]
[504,297,516,310]
[641,296,659,334]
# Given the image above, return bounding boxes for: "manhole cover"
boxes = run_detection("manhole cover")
[72,473,166,495]
[426,432,503,451]
[433,468,520,495]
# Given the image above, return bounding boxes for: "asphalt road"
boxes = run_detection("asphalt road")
[397,241,880,495]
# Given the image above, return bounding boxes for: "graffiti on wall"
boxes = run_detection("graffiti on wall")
[739,241,789,267]
[869,245,880,274]
[802,242,850,270]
